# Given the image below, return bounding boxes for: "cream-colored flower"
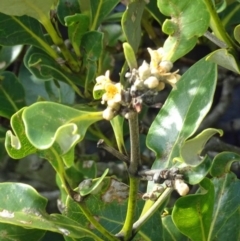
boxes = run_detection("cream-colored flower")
[101,82,122,105]
[96,70,111,85]
[148,47,165,69]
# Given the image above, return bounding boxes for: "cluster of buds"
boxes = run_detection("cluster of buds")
[93,47,181,120]
[127,47,181,97]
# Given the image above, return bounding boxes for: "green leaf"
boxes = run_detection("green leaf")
[181,155,212,185]
[24,46,84,95]
[158,0,210,62]
[57,0,81,25]
[0,71,25,119]
[210,151,240,177]
[145,0,165,25]
[0,183,99,239]
[18,63,75,105]
[21,102,103,153]
[234,24,240,44]
[0,13,51,53]
[81,31,104,61]
[206,48,240,73]
[121,1,146,52]
[5,108,37,159]
[172,178,214,241]
[89,0,119,30]
[110,116,127,154]
[208,172,240,240]
[0,45,23,71]
[66,177,162,240]
[146,58,217,171]
[123,42,137,70]
[179,128,223,166]
[0,224,45,241]
[162,215,188,241]
[0,0,55,22]
[215,207,240,241]
[79,168,109,196]
[81,31,103,92]
[65,14,90,57]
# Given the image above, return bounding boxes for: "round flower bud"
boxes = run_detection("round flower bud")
[156,81,165,91]
[159,60,173,73]
[174,179,189,196]
[144,76,159,89]
[138,60,151,80]
[102,107,115,120]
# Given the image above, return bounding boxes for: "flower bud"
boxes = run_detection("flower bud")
[144,76,159,89]
[102,107,115,120]
[174,179,189,196]
[159,60,173,73]
[138,61,151,80]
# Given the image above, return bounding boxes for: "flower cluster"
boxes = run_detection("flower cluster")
[128,47,181,97]
[94,47,181,120]
[94,70,123,120]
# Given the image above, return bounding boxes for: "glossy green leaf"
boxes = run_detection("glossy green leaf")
[0,13,51,53]
[5,102,103,167]
[234,24,240,44]
[110,116,127,154]
[210,151,240,177]
[79,168,109,196]
[18,63,75,105]
[213,0,227,13]
[0,183,99,239]
[66,177,162,240]
[172,178,214,241]
[208,172,240,240]
[215,207,240,241]
[0,0,55,21]
[81,31,103,92]
[179,128,223,166]
[123,42,137,70]
[81,31,103,61]
[0,45,23,71]
[145,0,165,25]
[88,0,119,30]
[21,102,102,153]
[158,0,210,62]
[206,49,240,73]
[5,108,37,159]
[121,1,146,52]
[0,224,44,241]
[24,46,84,95]
[0,71,25,119]
[146,58,217,172]
[162,215,188,241]
[181,155,212,185]
[65,14,90,57]
[57,0,81,25]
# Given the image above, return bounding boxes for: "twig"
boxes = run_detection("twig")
[203,136,240,155]
[128,111,141,175]
[97,139,130,164]
[117,111,141,240]
[204,31,228,48]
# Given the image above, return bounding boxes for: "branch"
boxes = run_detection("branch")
[117,111,141,240]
